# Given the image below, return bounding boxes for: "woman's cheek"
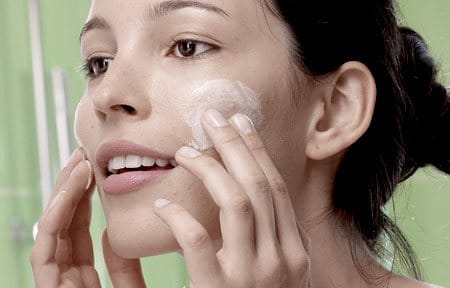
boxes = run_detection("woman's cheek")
[74,95,97,159]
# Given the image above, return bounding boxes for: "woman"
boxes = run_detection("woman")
[30,0,449,287]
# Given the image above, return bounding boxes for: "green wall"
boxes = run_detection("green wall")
[390,1,450,286]
[0,0,448,287]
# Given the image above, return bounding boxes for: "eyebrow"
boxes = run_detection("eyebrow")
[79,0,229,42]
[149,0,229,19]
[79,17,110,42]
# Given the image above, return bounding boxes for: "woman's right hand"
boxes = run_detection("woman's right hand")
[30,148,100,288]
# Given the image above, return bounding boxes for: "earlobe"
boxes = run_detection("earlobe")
[306,61,376,160]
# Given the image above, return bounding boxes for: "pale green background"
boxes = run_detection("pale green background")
[0,0,448,287]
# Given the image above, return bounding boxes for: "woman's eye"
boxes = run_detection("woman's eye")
[83,57,112,78]
[172,40,215,59]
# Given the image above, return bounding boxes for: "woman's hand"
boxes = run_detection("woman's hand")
[152,109,311,288]
[30,148,100,288]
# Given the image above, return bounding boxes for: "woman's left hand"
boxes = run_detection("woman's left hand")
[153,109,311,288]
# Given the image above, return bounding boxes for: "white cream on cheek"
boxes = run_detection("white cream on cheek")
[180,79,265,151]
[73,80,264,153]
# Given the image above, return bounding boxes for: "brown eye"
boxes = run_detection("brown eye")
[87,58,112,77]
[177,41,196,57]
[173,40,214,59]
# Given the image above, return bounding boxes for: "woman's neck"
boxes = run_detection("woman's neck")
[292,160,393,288]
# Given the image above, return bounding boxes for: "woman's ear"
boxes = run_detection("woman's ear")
[305,61,376,160]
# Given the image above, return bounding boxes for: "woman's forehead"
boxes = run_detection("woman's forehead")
[84,0,281,44]
[87,0,257,21]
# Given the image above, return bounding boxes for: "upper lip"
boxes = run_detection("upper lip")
[95,140,175,169]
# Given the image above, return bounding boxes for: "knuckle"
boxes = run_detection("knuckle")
[258,258,285,285]
[246,135,266,153]
[226,195,253,214]
[243,176,271,194]
[30,249,41,268]
[69,222,90,233]
[270,178,289,197]
[290,252,310,273]
[184,228,210,250]
[37,218,52,235]
[218,133,243,150]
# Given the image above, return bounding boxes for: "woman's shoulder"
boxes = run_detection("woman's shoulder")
[388,274,445,288]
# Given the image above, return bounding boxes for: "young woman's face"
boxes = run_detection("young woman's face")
[76,0,309,258]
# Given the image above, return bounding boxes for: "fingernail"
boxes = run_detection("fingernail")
[177,146,202,159]
[64,148,82,167]
[85,160,93,190]
[230,113,255,135]
[205,109,228,128]
[154,198,170,208]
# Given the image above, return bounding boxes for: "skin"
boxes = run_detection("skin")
[30,0,443,287]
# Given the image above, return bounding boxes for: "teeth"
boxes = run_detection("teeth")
[126,155,142,168]
[111,156,126,170]
[107,155,178,173]
[142,156,155,166]
[156,159,169,167]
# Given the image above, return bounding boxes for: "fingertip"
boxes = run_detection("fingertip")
[176,146,202,159]
[63,148,83,170]
[85,160,93,190]
[79,146,88,160]
[154,198,171,209]
[69,160,93,189]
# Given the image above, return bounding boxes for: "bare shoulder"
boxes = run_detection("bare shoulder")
[388,274,445,288]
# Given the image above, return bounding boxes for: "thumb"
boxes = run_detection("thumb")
[102,230,146,288]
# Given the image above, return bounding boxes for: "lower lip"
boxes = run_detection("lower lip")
[102,169,173,195]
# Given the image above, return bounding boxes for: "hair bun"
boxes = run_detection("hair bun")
[399,27,450,173]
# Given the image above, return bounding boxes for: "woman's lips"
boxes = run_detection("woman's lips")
[102,168,173,195]
[95,140,177,195]
[95,140,174,169]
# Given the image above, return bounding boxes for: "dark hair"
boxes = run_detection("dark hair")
[266,0,450,280]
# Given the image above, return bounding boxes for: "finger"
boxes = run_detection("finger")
[175,147,255,262]
[229,113,305,258]
[51,148,84,203]
[40,147,84,220]
[31,191,68,288]
[153,200,222,286]
[102,230,146,288]
[201,109,276,248]
[69,174,96,267]
[52,160,93,265]
[32,160,93,287]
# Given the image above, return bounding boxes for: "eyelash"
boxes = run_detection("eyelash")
[168,38,218,61]
[80,39,218,79]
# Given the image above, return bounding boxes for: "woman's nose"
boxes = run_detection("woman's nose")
[92,62,151,122]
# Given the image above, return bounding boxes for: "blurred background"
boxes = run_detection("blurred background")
[0,0,448,287]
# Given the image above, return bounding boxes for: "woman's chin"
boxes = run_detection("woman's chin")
[105,215,180,259]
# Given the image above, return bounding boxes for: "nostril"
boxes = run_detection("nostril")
[122,105,136,114]
[95,110,107,121]
[111,104,137,115]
